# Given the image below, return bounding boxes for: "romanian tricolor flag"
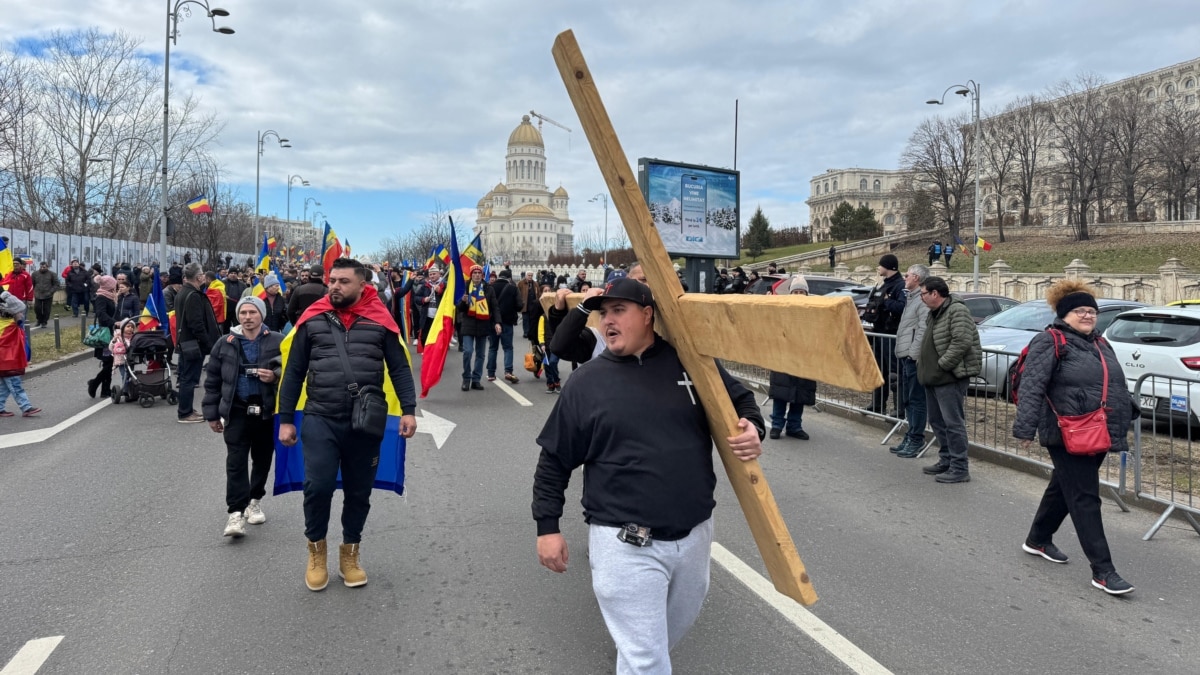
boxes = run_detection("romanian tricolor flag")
[186,194,212,215]
[953,234,973,257]
[272,284,413,496]
[420,220,464,397]
[255,235,272,274]
[344,239,352,258]
[267,236,277,251]
[976,237,993,252]
[423,244,445,271]
[138,266,171,334]
[320,222,343,283]
[205,278,227,325]
[0,237,12,290]
[0,315,28,377]
[460,234,483,275]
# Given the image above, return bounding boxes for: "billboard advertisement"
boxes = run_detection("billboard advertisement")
[637,158,739,258]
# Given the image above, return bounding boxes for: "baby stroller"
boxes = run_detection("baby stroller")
[113,330,177,408]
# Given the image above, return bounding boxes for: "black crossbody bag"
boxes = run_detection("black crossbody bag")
[327,316,389,439]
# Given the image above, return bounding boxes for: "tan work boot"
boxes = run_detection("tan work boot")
[339,543,368,587]
[306,539,328,591]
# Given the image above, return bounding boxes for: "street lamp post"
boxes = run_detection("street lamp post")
[287,174,309,224]
[590,193,608,267]
[311,210,326,257]
[927,80,981,291]
[255,130,290,249]
[163,0,233,265]
[303,196,320,224]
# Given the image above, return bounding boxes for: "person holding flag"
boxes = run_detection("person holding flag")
[457,264,501,391]
[0,290,39,417]
[276,258,417,591]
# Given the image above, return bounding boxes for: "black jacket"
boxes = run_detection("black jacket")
[174,284,221,355]
[115,293,141,322]
[533,337,764,538]
[768,371,817,406]
[548,304,601,364]
[490,278,520,325]
[65,267,90,294]
[866,272,906,335]
[457,283,500,337]
[263,292,288,332]
[277,311,417,420]
[201,328,284,422]
[287,281,327,324]
[1013,320,1137,453]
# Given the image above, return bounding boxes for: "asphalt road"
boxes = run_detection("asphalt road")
[2,336,1199,674]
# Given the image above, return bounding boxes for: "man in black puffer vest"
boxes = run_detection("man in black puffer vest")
[277,258,418,592]
[862,253,907,414]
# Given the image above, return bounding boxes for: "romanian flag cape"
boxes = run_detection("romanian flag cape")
[0,316,28,377]
[206,279,227,324]
[273,284,413,496]
[420,225,464,397]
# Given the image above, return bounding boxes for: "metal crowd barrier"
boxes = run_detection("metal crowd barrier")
[1132,373,1200,540]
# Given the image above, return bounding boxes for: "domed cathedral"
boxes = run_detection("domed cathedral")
[475,115,574,266]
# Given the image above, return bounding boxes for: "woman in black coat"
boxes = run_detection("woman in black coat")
[1013,279,1138,596]
[115,279,141,322]
[88,275,119,398]
[768,275,817,440]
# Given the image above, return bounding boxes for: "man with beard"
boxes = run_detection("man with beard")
[278,258,418,591]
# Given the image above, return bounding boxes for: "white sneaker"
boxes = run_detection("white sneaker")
[223,511,246,538]
[245,499,266,525]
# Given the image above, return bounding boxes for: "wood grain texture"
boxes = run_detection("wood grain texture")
[551,29,821,605]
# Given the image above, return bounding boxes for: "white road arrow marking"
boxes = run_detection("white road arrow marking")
[415,408,456,449]
[2,636,64,675]
[0,401,109,450]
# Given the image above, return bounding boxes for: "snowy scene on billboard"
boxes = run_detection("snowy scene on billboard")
[638,159,739,258]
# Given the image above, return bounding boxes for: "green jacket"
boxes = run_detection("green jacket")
[917,295,982,387]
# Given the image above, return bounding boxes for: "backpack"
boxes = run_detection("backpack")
[1009,328,1109,404]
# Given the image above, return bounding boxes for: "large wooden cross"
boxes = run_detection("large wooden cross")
[552,30,882,606]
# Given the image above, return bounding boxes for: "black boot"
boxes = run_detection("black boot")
[87,378,99,399]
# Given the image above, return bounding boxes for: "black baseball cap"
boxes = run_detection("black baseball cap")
[582,277,655,311]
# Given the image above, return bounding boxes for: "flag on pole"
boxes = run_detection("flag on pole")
[976,237,993,252]
[420,219,464,397]
[320,222,343,283]
[953,234,973,256]
[344,239,352,258]
[138,266,171,333]
[255,235,272,274]
[460,234,483,273]
[186,194,212,214]
[0,237,13,286]
[266,236,277,250]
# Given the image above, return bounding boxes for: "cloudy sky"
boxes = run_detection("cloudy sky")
[4,0,1199,255]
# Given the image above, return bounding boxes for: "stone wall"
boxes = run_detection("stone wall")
[805,258,1200,305]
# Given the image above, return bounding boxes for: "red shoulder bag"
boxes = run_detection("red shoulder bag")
[1047,341,1112,456]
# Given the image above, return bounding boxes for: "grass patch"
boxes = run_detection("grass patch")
[836,232,1200,274]
[29,323,87,364]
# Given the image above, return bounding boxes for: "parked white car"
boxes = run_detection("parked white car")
[1105,306,1200,428]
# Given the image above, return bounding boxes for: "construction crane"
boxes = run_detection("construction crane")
[529,110,572,150]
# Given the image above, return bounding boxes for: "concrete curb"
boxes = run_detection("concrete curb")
[26,349,94,378]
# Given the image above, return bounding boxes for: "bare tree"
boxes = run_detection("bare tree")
[1006,95,1052,228]
[900,112,975,241]
[1105,90,1157,222]
[1047,74,1113,240]
[982,105,1020,242]
[1151,102,1200,221]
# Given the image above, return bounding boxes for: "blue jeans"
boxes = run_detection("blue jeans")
[487,324,514,376]
[521,312,532,338]
[461,334,486,383]
[899,357,927,445]
[69,290,89,317]
[543,351,560,386]
[770,398,804,434]
[0,376,32,412]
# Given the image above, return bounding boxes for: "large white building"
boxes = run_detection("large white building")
[259,216,320,252]
[475,115,574,265]
[806,168,914,240]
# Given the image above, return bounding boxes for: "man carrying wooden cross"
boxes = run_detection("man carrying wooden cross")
[532,277,765,673]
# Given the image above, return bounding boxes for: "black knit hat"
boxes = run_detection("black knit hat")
[879,254,899,271]
[1056,291,1099,319]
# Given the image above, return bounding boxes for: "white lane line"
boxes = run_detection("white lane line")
[0,400,110,450]
[710,543,892,675]
[492,379,533,407]
[1,636,64,675]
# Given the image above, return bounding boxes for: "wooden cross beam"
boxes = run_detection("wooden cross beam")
[551,30,882,606]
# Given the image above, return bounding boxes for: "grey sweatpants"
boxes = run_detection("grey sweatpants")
[588,518,713,675]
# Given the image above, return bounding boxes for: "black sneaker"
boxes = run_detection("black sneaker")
[1022,541,1069,564]
[889,439,910,454]
[461,382,470,391]
[785,430,810,440]
[768,429,781,440]
[922,462,950,475]
[471,381,484,390]
[935,470,971,483]
[1092,571,1134,595]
